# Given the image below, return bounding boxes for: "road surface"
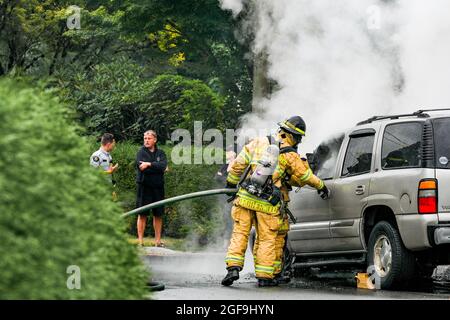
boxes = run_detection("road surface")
[141,247,450,300]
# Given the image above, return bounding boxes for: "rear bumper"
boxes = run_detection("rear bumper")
[396,214,450,251]
[396,214,438,250]
[428,225,450,246]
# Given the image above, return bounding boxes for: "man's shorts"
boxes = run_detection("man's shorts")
[135,184,165,217]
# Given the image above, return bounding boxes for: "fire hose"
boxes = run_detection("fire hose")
[121,188,238,218]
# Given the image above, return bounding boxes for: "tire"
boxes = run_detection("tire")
[367,221,416,290]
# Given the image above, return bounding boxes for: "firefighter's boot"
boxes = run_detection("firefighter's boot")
[257,278,278,287]
[221,267,240,286]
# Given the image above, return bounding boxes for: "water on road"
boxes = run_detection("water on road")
[141,247,450,300]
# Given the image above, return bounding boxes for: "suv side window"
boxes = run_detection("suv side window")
[381,122,422,170]
[341,134,374,177]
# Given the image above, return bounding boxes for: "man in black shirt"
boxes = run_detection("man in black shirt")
[135,130,168,247]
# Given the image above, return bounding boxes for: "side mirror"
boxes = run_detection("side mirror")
[306,153,318,173]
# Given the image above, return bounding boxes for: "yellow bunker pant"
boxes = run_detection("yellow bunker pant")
[253,214,289,276]
[226,204,281,279]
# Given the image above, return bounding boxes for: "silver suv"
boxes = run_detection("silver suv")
[287,109,450,289]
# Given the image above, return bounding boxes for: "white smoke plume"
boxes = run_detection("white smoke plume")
[221,0,450,153]
[219,0,244,17]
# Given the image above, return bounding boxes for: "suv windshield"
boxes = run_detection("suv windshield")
[434,117,450,169]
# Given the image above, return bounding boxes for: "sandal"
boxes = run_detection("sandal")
[156,242,166,248]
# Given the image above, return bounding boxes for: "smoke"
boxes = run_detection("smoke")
[186,0,450,277]
[220,0,450,153]
[219,0,244,17]
[396,1,450,109]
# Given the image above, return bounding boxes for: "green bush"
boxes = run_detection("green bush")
[58,61,226,143]
[58,57,150,141]
[140,74,225,142]
[0,79,149,299]
[107,141,226,243]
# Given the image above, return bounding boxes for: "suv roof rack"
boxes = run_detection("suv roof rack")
[357,108,450,126]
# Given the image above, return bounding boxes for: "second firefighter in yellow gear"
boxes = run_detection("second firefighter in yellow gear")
[271,116,329,281]
[272,137,328,280]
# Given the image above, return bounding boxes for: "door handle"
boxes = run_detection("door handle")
[355,185,365,195]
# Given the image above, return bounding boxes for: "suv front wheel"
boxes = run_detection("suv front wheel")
[367,221,416,289]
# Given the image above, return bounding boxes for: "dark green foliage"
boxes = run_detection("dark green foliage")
[116,0,253,126]
[0,79,148,299]
[61,62,226,143]
[59,57,150,141]
[0,1,252,130]
[140,74,225,142]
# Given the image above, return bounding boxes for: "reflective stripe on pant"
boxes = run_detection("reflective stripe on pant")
[225,205,255,270]
[274,215,290,275]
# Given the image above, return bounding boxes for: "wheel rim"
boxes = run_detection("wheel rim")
[373,235,392,277]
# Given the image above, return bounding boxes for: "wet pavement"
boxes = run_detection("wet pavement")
[141,247,450,300]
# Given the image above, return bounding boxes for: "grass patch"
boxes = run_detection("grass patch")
[128,237,186,251]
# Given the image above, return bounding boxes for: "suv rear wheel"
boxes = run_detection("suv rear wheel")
[367,221,416,289]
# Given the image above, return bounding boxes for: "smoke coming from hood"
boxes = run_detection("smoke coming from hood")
[221,0,450,153]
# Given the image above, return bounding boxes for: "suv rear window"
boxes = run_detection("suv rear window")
[341,134,374,177]
[381,122,422,169]
[434,118,450,169]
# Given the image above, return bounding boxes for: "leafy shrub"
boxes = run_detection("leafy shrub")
[0,79,148,299]
[59,57,150,141]
[59,60,226,143]
[140,74,225,142]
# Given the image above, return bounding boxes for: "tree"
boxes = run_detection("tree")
[111,0,253,126]
[1,0,253,133]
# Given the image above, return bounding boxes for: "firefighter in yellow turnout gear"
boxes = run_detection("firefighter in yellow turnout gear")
[222,136,282,287]
[221,116,329,287]
[271,118,329,282]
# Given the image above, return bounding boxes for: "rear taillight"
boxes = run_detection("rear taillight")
[418,179,438,214]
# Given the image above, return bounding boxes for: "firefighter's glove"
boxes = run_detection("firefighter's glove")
[318,185,330,200]
[226,180,237,190]
[269,186,282,206]
[225,181,238,200]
